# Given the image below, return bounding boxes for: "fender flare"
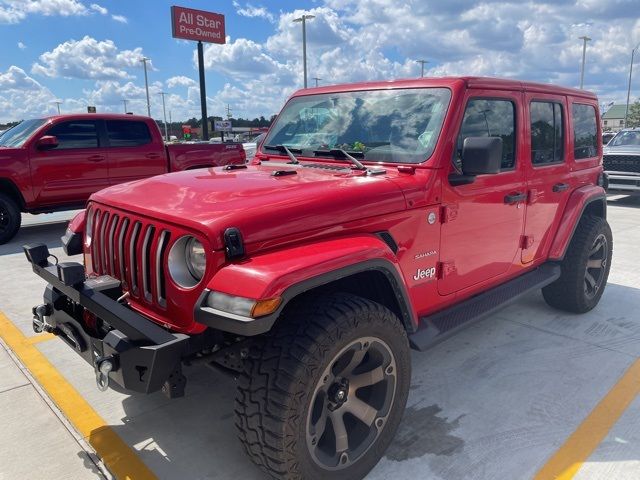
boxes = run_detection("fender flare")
[548,185,606,261]
[194,234,416,336]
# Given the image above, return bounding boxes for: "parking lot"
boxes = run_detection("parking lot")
[0,195,638,479]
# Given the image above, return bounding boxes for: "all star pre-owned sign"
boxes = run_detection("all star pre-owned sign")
[171,6,225,44]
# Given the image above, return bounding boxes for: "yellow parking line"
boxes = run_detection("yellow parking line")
[27,332,56,344]
[534,358,640,480]
[0,312,157,480]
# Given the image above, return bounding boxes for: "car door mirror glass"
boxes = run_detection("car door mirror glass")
[36,135,59,150]
[461,136,503,175]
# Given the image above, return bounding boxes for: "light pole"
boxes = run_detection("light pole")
[579,36,591,89]
[625,42,640,128]
[293,14,315,88]
[54,101,62,114]
[416,60,429,78]
[140,57,151,117]
[312,77,322,87]
[159,92,169,142]
[122,99,128,113]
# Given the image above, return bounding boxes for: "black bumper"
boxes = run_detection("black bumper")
[24,243,189,397]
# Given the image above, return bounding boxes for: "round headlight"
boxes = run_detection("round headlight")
[185,237,206,280]
[168,236,207,288]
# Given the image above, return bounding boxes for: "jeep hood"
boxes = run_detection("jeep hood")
[90,164,407,250]
[603,145,640,155]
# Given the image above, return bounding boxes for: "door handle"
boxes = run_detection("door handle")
[552,183,569,192]
[145,153,161,159]
[504,192,527,204]
[88,155,105,162]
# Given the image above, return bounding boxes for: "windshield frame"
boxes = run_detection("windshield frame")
[0,118,48,148]
[262,87,453,166]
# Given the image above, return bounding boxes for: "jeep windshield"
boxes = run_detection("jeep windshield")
[263,88,451,164]
[0,118,46,148]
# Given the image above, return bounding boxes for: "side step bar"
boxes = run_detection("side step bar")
[409,263,561,351]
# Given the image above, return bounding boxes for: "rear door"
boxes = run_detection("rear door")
[105,119,166,185]
[29,119,109,205]
[521,94,572,264]
[438,91,526,295]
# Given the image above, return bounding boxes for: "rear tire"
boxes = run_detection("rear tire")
[235,293,411,480]
[0,194,21,245]
[543,215,612,313]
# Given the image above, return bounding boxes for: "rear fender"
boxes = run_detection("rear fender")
[548,185,606,261]
[201,234,416,333]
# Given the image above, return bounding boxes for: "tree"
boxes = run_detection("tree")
[627,100,640,128]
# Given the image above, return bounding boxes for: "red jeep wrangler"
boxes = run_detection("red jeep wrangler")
[25,77,612,480]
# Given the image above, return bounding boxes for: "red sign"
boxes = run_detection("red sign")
[171,6,225,44]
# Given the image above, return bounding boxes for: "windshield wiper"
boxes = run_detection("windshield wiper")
[263,144,302,164]
[313,148,367,170]
[314,148,387,176]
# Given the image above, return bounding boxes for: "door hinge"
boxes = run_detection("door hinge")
[437,261,456,279]
[440,204,459,224]
[520,235,535,249]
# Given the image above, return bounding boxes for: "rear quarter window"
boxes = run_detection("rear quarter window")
[572,104,598,160]
[106,120,152,147]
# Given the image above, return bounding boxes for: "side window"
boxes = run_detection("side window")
[106,120,152,147]
[456,98,516,170]
[530,101,564,165]
[572,104,598,160]
[46,121,99,149]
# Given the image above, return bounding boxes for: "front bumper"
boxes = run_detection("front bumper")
[605,171,640,192]
[24,243,189,397]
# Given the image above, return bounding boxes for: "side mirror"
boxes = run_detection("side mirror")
[36,135,58,150]
[461,137,503,175]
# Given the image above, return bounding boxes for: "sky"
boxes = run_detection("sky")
[0,0,639,123]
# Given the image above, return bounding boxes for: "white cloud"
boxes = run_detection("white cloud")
[32,36,148,80]
[0,66,57,122]
[90,3,107,15]
[111,14,127,23]
[17,41,26,49]
[232,1,275,23]
[0,0,94,23]
[166,76,197,88]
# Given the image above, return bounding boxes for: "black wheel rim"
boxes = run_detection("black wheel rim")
[0,204,10,234]
[305,336,397,471]
[584,233,608,299]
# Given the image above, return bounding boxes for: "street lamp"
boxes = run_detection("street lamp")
[625,41,640,128]
[579,36,591,89]
[140,57,151,117]
[312,77,322,87]
[416,59,429,78]
[122,99,128,114]
[159,92,169,142]
[293,14,315,88]
[54,101,62,114]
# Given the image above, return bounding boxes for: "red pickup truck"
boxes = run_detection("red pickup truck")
[0,114,245,243]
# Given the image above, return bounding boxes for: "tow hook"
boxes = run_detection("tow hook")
[95,355,118,392]
[32,304,53,333]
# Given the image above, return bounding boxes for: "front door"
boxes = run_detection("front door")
[439,92,526,295]
[29,119,109,206]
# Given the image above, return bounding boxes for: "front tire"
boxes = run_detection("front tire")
[543,215,612,313]
[0,194,21,245]
[235,293,411,480]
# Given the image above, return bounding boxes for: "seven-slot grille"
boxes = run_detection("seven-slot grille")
[603,154,640,174]
[89,206,171,308]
